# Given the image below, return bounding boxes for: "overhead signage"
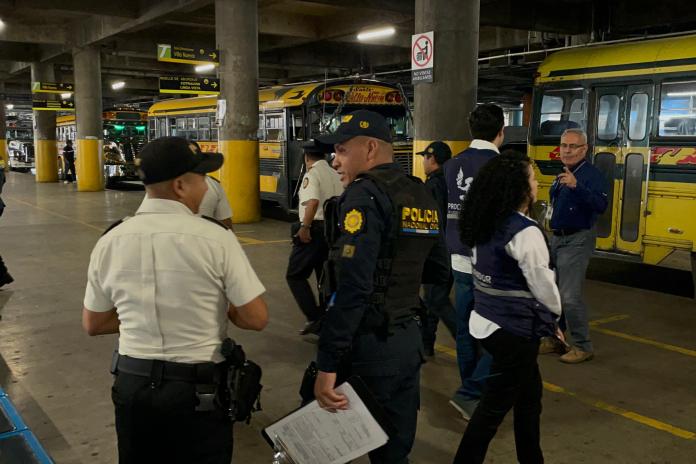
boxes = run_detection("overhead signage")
[32,99,75,111]
[157,44,219,65]
[411,31,434,84]
[159,76,220,95]
[31,81,74,93]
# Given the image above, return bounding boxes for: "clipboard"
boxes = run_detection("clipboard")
[262,376,397,464]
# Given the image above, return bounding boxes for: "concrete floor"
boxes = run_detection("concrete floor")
[1,171,695,464]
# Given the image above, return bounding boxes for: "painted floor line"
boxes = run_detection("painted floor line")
[589,314,696,358]
[433,343,696,441]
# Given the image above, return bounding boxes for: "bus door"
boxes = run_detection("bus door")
[592,84,653,256]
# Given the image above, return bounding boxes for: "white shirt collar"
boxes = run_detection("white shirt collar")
[469,139,500,153]
[136,198,195,216]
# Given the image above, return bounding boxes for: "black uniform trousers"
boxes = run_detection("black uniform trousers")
[112,373,233,464]
[285,223,328,322]
[351,321,424,464]
[453,329,543,464]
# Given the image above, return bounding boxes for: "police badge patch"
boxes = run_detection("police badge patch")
[302,177,309,189]
[343,208,364,234]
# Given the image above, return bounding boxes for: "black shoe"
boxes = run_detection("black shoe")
[0,273,13,288]
[299,319,322,336]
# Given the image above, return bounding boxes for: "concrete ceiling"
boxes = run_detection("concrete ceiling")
[1,0,696,109]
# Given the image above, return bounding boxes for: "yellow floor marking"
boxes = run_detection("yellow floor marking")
[434,342,696,440]
[238,237,290,246]
[5,196,104,232]
[589,314,630,326]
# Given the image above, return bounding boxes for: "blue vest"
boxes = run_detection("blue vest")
[472,213,556,339]
[444,147,498,256]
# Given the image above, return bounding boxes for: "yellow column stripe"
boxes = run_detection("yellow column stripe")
[434,342,696,440]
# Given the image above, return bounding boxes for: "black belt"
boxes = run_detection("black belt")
[114,355,218,384]
[552,228,583,236]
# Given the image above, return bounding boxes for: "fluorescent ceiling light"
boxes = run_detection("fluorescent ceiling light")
[5,104,13,110]
[195,63,216,73]
[357,26,396,41]
[61,93,72,99]
[0,18,5,31]
[111,81,126,90]
[667,91,696,97]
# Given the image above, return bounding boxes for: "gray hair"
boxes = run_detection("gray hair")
[561,128,587,144]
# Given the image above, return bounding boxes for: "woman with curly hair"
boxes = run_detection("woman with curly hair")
[453,151,563,464]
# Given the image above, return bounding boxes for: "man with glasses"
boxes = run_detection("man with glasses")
[548,128,608,364]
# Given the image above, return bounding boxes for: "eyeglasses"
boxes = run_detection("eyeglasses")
[560,143,586,150]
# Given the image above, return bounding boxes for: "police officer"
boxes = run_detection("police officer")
[189,141,234,229]
[286,141,343,335]
[313,110,445,463]
[63,139,76,183]
[82,136,268,464]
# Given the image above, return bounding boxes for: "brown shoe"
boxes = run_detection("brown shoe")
[559,348,594,364]
[539,337,570,355]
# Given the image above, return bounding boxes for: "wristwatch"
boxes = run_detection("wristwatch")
[300,223,311,229]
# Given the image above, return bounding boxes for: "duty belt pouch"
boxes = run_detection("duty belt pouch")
[221,338,263,424]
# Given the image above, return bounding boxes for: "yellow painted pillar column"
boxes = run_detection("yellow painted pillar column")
[215,0,260,223]
[31,62,58,182]
[73,45,104,191]
[413,0,478,178]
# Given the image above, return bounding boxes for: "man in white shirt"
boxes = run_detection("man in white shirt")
[82,136,268,463]
[189,141,234,229]
[286,141,343,335]
[444,104,504,420]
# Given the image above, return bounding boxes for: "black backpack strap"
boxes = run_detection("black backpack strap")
[202,215,230,230]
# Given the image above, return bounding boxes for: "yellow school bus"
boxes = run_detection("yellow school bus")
[56,109,147,185]
[147,79,413,211]
[529,34,696,278]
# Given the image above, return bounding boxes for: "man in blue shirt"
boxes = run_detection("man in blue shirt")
[549,128,608,364]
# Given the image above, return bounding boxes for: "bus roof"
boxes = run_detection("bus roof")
[537,34,696,84]
[148,79,404,116]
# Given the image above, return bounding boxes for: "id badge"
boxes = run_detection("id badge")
[545,204,554,221]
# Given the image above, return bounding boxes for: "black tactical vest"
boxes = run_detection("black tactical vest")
[358,167,440,331]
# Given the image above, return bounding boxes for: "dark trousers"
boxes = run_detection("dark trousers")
[454,330,543,464]
[65,160,76,182]
[351,322,424,464]
[285,225,328,322]
[112,373,233,464]
[420,275,457,349]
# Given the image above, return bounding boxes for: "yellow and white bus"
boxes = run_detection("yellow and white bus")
[147,79,413,211]
[56,109,148,185]
[529,34,696,278]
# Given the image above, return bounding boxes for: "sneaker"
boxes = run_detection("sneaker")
[539,337,570,355]
[559,347,594,364]
[449,394,479,421]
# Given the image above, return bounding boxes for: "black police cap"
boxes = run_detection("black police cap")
[302,140,329,155]
[416,141,452,165]
[137,136,223,185]
[316,109,392,145]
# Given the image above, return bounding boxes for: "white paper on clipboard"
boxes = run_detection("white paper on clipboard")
[264,382,388,464]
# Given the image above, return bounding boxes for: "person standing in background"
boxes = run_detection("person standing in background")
[63,139,76,184]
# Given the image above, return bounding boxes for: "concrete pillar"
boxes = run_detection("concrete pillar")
[0,82,7,172]
[73,45,104,191]
[413,0,480,177]
[31,62,58,182]
[215,0,260,223]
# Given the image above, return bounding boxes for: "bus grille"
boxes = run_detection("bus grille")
[393,142,413,175]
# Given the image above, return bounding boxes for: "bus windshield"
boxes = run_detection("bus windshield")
[316,106,411,141]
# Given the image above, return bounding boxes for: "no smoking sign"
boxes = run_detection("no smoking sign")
[411,31,434,84]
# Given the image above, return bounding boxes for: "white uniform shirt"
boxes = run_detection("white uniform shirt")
[298,159,343,221]
[451,139,500,274]
[469,214,562,339]
[83,198,265,363]
[198,176,233,220]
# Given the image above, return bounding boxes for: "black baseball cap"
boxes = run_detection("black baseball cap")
[137,136,223,185]
[302,140,329,155]
[416,141,452,165]
[316,109,392,145]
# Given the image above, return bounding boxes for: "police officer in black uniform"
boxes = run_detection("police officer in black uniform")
[313,110,447,463]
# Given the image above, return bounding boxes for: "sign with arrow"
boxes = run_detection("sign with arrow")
[32,99,75,111]
[159,76,220,95]
[157,44,219,65]
[31,81,75,94]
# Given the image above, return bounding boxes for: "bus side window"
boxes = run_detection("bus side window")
[659,81,696,137]
[289,109,304,140]
[597,94,620,140]
[629,93,649,141]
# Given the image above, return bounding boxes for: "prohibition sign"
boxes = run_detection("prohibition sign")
[412,34,433,68]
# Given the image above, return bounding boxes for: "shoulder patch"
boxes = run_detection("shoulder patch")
[343,208,364,234]
[302,177,309,189]
[202,215,230,230]
[102,216,131,236]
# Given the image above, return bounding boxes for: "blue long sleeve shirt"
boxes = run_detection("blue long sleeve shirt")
[549,159,609,231]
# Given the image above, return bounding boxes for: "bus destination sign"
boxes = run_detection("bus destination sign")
[157,44,219,65]
[159,76,220,95]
